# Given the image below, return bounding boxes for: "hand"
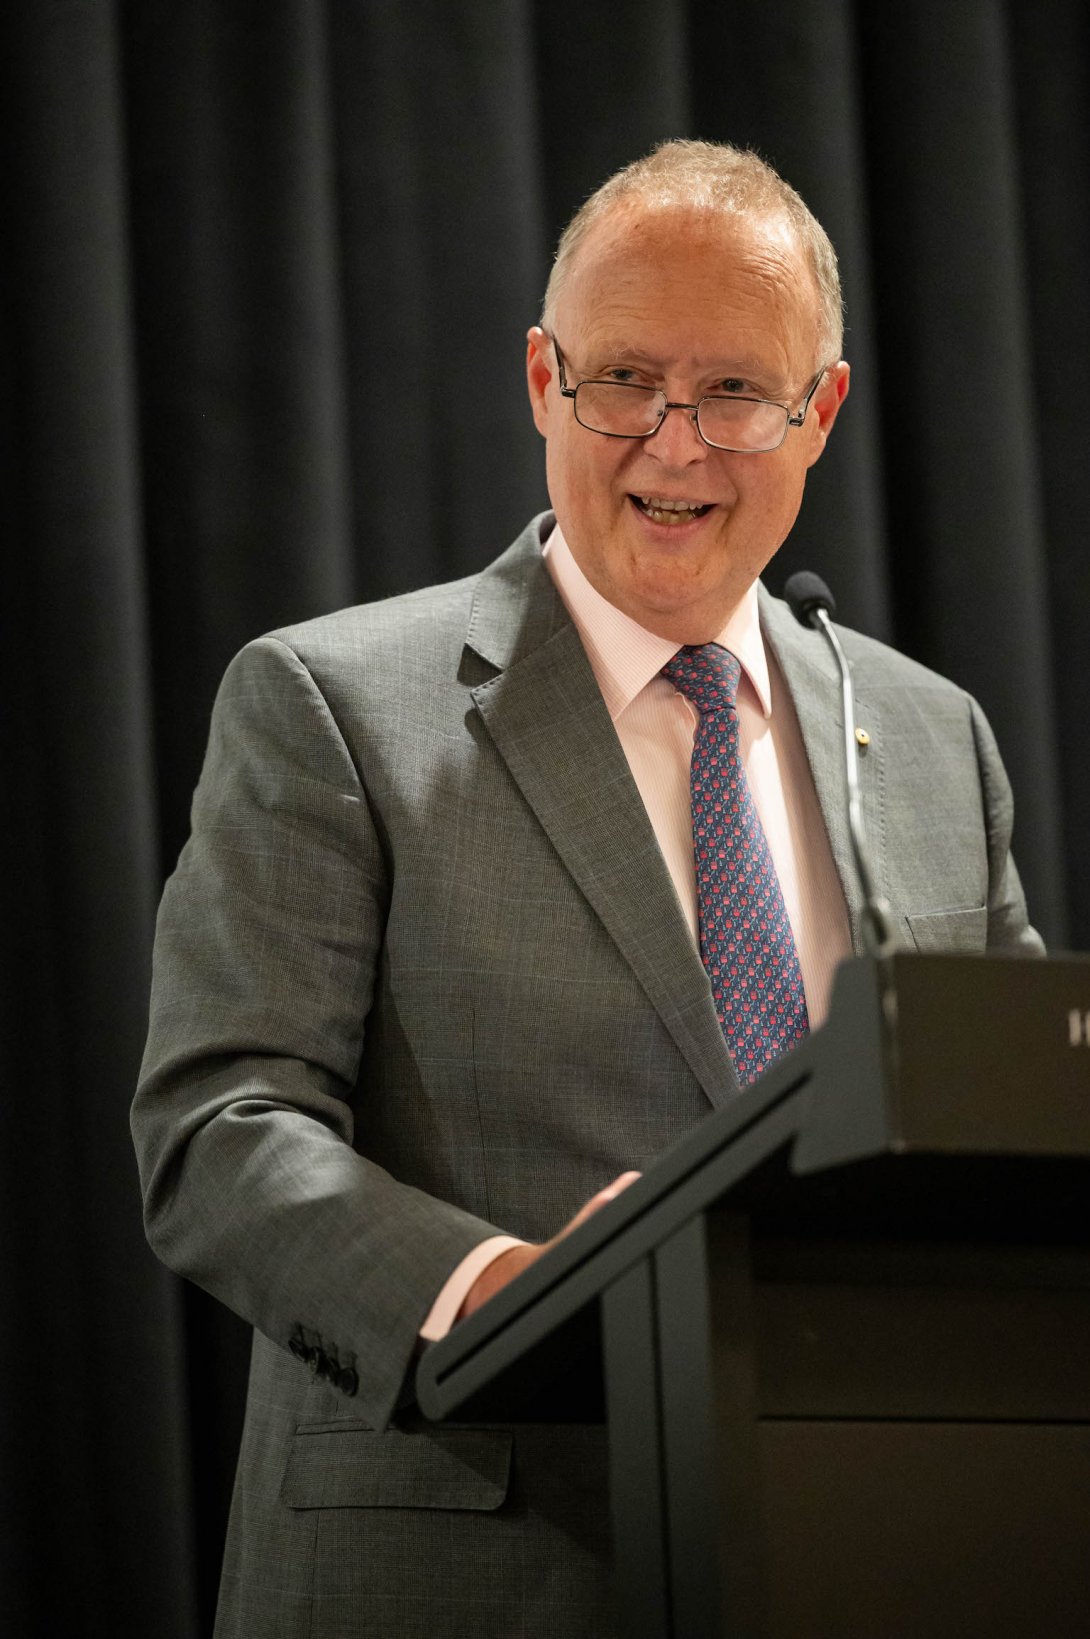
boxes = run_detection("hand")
[456,1171,641,1322]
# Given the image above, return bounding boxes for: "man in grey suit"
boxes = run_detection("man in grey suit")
[134,140,1041,1638]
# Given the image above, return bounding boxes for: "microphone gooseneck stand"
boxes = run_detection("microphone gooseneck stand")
[782,570,898,961]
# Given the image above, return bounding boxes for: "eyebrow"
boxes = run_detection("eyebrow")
[583,343,781,384]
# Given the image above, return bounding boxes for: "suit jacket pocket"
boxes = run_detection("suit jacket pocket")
[281,1424,512,1511]
[905,904,988,953]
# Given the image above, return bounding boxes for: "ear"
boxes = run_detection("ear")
[526,326,553,438]
[805,360,850,468]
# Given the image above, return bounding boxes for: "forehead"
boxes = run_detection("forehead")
[558,204,820,373]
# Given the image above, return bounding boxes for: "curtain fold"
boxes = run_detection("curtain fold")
[857,0,1067,936]
[2,2,1085,1630]
[2,4,196,1635]
[1008,0,1090,948]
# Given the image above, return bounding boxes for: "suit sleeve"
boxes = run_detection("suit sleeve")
[132,636,502,1430]
[969,694,1046,956]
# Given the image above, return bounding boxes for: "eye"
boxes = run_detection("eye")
[715,377,753,397]
[604,365,651,386]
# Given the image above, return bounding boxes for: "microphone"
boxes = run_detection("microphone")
[783,572,897,957]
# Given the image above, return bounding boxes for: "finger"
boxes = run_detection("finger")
[557,1170,642,1239]
[607,1169,642,1192]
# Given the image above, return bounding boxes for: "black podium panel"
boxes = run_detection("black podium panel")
[759,1421,1090,1639]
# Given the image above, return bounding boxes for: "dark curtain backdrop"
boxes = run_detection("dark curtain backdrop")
[2,1,1086,1633]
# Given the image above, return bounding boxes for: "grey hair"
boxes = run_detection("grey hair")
[540,138,844,363]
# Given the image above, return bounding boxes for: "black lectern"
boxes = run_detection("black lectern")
[417,953,1090,1639]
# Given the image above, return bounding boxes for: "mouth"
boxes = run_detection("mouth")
[631,495,715,527]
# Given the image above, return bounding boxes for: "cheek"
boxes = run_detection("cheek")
[553,440,621,508]
[744,457,806,518]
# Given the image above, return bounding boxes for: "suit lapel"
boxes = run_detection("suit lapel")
[466,523,737,1109]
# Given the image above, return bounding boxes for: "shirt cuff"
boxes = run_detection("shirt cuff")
[419,1236,526,1342]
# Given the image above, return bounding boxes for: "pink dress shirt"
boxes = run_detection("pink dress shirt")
[420,525,851,1339]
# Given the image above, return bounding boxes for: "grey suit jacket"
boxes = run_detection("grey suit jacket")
[133,513,1041,1638]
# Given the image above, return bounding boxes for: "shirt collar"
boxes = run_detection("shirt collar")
[542,522,772,721]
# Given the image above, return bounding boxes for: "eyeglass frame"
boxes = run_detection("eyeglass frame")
[548,334,829,454]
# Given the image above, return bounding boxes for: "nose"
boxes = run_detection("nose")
[645,401,710,464]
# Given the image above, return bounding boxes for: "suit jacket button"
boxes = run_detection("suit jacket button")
[337,1366,359,1397]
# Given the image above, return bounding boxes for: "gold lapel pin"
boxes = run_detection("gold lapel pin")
[855,727,871,751]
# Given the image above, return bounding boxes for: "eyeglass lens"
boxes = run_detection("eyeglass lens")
[572,381,789,452]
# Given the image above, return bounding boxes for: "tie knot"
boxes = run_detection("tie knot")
[662,643,741,714]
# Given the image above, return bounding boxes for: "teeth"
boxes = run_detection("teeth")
[640,497,703,510]
[637,495,709,525]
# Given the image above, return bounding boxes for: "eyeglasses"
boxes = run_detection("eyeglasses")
[550,337,827,454]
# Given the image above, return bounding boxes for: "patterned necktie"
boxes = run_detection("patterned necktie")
[662,643,809,1085]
